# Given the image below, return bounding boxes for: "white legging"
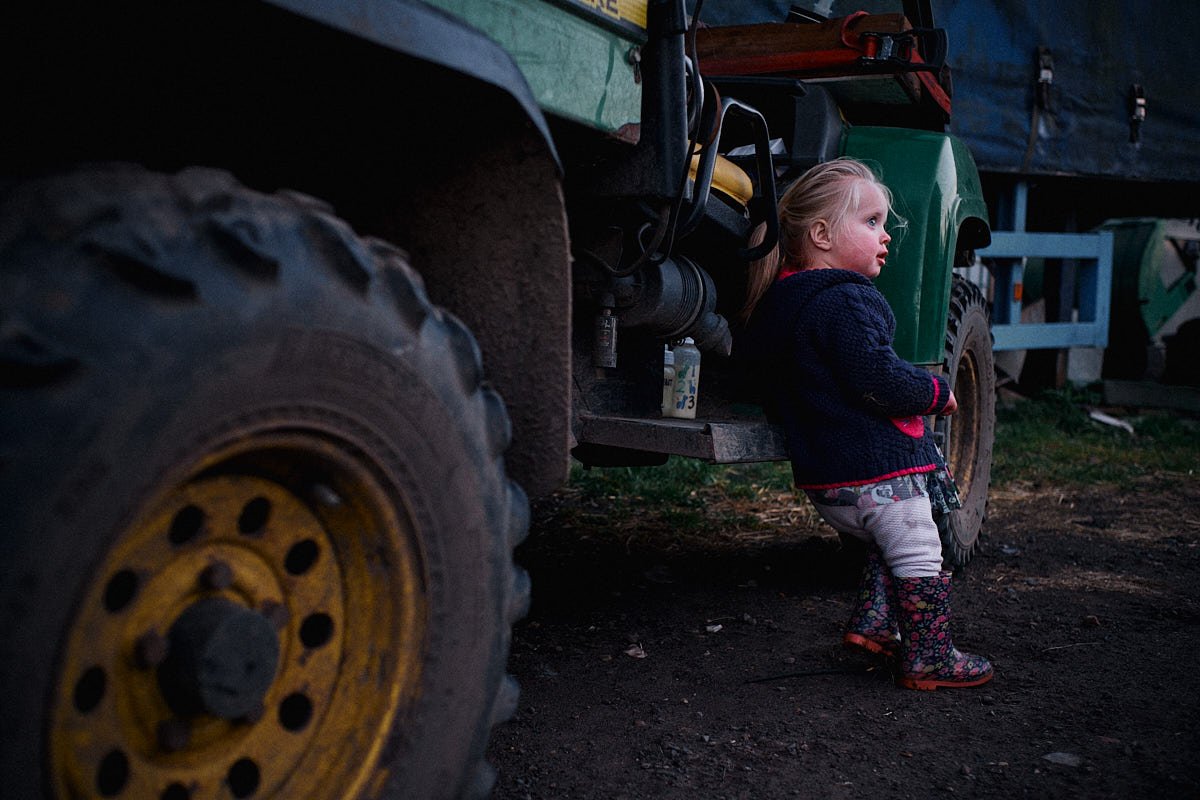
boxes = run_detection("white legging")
[813,495,943,577]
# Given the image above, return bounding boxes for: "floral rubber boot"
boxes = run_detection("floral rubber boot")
[894,573,993,690]
[843,545,901,658]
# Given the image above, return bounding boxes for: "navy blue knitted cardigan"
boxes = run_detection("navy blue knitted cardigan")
[736,269,952,489]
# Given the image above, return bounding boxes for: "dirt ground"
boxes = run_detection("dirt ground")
[486,474,1200,799]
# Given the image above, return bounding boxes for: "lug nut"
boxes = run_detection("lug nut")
[134,631,169,669]
[260,600,290,631]
[310,483,342,508]
[157,718,191,753]
[199,561,234,591]
[238,700,266,725]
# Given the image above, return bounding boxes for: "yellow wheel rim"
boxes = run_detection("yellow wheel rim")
[51,432,425,799]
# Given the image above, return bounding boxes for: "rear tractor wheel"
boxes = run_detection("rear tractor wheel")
[0,165,529,799]
[935,275,996,569]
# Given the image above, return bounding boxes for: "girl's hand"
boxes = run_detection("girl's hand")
[943,390,958,415]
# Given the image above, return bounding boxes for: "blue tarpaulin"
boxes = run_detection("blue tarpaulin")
[700,1,1200,183]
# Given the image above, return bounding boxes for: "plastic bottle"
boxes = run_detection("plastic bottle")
[668,337,701,419]
[660,344,676,416]
[593,306,617,368]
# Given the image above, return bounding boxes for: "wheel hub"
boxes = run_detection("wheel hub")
[159,596,280,720]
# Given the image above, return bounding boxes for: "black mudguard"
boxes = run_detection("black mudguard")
[264,0,560,171]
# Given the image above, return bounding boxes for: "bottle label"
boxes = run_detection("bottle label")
[671,362,699,419]
[593,313,618,368]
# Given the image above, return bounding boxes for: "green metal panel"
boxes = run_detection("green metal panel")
[842,127,989,365]
[423,0,643,132]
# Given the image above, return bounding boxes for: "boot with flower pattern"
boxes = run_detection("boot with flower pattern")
[843,545,901,658]
[894,573,993,690]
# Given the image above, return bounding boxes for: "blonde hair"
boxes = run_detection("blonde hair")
[739,158,895,322]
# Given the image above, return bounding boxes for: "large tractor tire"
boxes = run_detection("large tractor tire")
[935,275,996,569]
[0,165,530,799]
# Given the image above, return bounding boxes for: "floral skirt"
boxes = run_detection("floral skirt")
[805,468,962,516]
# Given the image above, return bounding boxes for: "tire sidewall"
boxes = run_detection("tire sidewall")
[938,279,996,569]
[2,329,507,798]
[0,168,514,799]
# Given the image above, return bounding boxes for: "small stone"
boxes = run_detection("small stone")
[1042,752,1082,767]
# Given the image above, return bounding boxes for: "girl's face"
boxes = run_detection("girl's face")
[824,181,892,279]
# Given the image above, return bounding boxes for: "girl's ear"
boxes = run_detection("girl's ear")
[808,219,833,252]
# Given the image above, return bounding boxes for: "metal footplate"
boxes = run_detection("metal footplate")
[577,414,788,464]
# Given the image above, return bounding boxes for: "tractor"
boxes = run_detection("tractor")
[0,1,992,797]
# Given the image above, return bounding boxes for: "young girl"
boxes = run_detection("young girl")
[737,158,992,690]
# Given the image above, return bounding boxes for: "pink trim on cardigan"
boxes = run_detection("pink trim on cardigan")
[921,375,942,415]
[796,463,938,491]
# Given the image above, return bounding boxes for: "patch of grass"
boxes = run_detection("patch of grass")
[535,458,815,549]
[569,458,794,507]
[993,388,1200,486]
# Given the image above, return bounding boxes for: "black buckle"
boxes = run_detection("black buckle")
[858,27,947,72]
